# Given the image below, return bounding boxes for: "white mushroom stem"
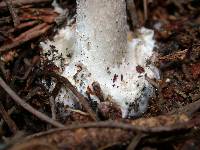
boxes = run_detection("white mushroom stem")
[42,0,159,118]
[76,0,128,67]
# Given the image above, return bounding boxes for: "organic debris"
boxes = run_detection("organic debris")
[0,0,200,150]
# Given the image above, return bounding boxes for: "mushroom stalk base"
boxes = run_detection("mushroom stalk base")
[41,0,159,117]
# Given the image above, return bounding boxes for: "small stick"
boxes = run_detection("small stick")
[49,82,62,120]
[0,23,51,53]
[0,16,12,26]
[143,0,148,21]
[127,133,145,150]
[8,20,39,33]
[24,87,41,100]
[145,75,159,89]
[51,82,62,99]
[49,96,56,120]
[67,108,89,116]
[145,75,165,111]
[0,102,18,134]
[0,0,51,8]
[168,99,200,116]
[92,82,104,102]
[0,77,65,128]
[0,61,10,79]
[15,56,40,80]
[127,0,138,28]
[3,0,20,27]
[27,116,199,140]
[46,72,99,121]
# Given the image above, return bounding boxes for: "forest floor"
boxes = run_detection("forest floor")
[0,0,199,149]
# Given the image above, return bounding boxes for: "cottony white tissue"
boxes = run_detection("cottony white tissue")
[41,25,159,118]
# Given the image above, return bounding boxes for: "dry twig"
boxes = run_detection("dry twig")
[45,72,99,121]
[49,96,56,120]
[10,114,200,150]
[127,133,145,150]
[0,23,52,53]
[0,102,18,134]
[28,116,198,138]
[143,0,148,21]
[169,99,200,116]
[127,0,138,28]
[0,0,51,9]
[0,16,12,26]
[3,0,20,26]
[8,21,39,33]
[0,77,65,128]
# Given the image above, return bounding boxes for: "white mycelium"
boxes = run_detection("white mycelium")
[41,0,159,118]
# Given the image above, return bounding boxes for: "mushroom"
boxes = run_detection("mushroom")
[42,0,159,118]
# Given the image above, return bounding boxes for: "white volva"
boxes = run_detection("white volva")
[41,0,159,118]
